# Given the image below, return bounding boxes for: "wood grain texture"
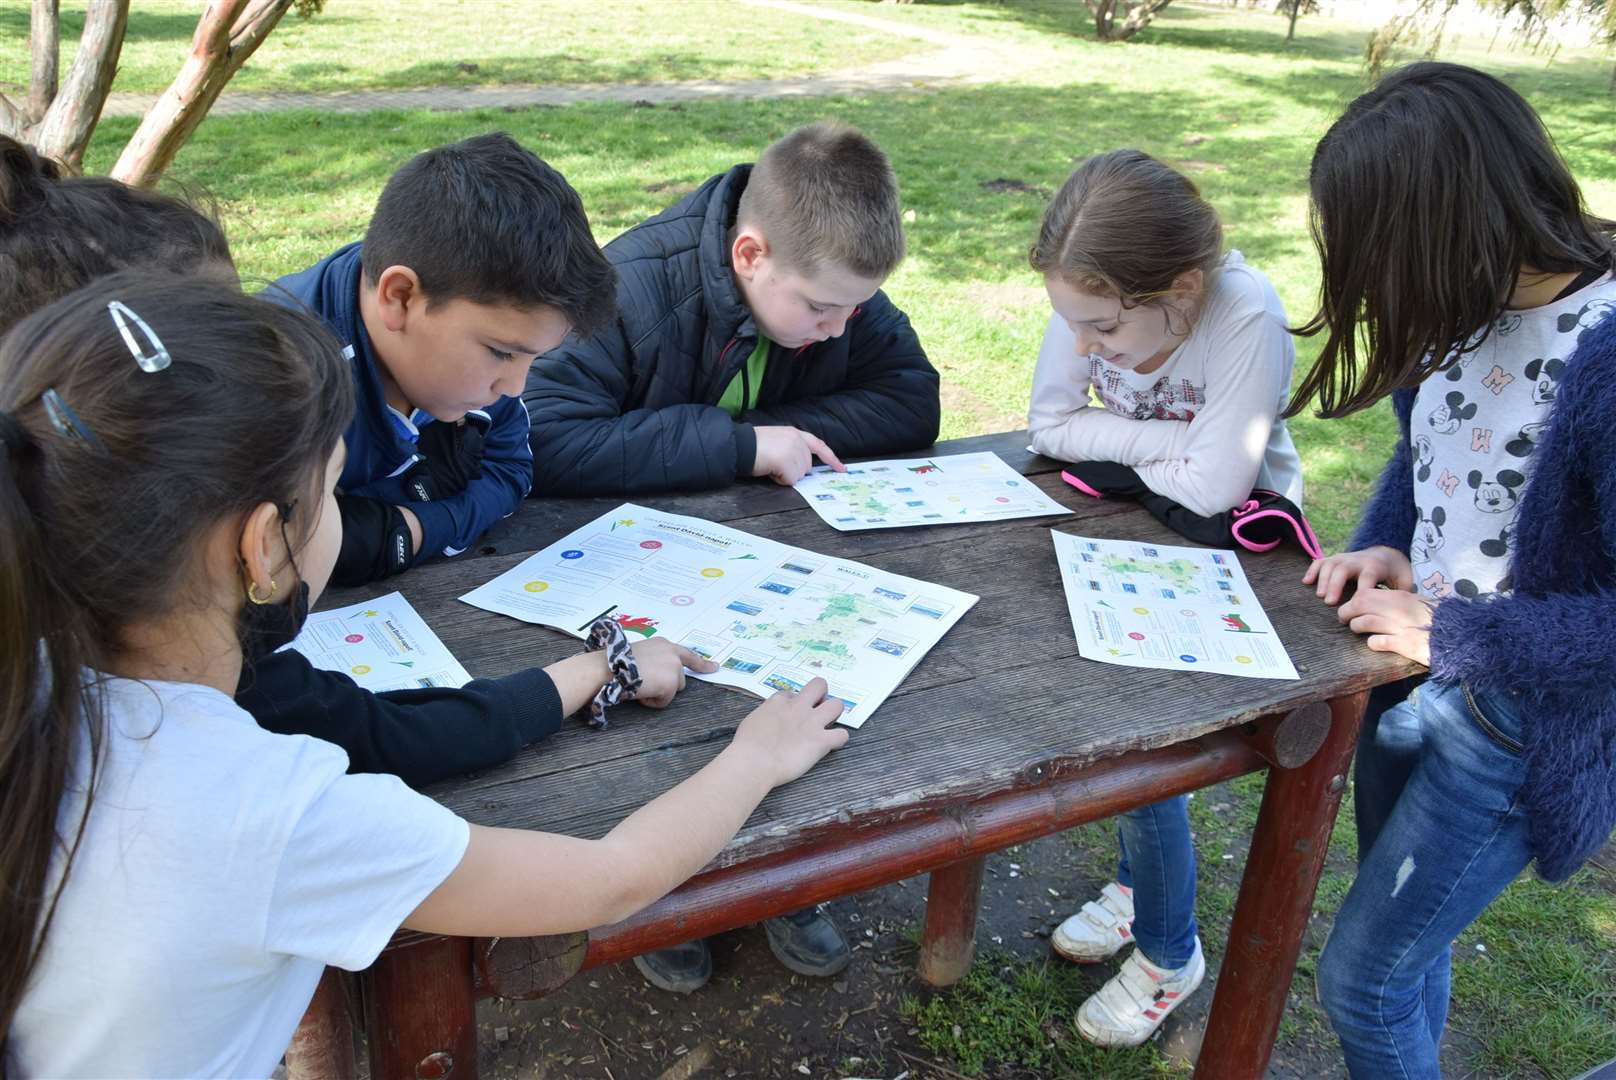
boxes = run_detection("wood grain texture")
[320,435,1416,872]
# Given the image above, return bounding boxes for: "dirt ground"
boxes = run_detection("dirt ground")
[467,780,1372,1080]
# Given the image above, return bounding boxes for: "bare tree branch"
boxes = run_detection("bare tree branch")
[28,0,60,124]
[111,0,298,187]
[0,92,24,139]
[30,0,129,170]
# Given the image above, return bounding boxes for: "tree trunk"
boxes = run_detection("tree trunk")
[1286,0,1301,42]
[111,0,295,188]
[1115,0,1175,40]
[22,0,127,171]
[1086,0,1112,40]
[28,0,60,123]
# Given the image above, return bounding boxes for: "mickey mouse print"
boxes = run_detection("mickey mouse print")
[1412,278,1616,601]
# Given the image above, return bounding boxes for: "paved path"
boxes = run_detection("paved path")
[99,0,1014,119]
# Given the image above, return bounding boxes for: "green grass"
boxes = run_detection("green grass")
[0,0,916,96]
[49,1,1616,1074]
[74,1,1616,549]
[900,951,1187,1077]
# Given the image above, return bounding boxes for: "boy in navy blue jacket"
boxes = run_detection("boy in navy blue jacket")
[275,133,616,585]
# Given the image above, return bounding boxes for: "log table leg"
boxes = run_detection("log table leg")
[1195,691,1368,1080]
[917,855,987,987]
[285,967,355,1080]
[364,934,477,1080]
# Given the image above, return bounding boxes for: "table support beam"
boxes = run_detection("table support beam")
[285,967,355,1080]
[1195,690,1368,1080]
[578,724,1267,973]
[917,856,987,987]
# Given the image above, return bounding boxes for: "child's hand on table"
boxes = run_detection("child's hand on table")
[1303,545,1414,605]
[731,676,848,786]
[630,639,718,708]
[1336,587,1434,667]
[752,425,846,486]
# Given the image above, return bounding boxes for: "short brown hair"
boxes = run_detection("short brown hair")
[1030,150,1222,311]
[737,122,905,279]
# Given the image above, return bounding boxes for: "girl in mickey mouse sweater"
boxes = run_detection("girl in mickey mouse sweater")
[1292,62,1616,1079]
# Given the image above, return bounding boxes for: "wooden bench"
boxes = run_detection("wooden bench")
[291,431,1415,1080]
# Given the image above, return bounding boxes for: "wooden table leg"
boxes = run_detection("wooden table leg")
[286,966,354,1080]
[364,934,477,1080]
[1195,690,1368,1080]
[917,855,987,987]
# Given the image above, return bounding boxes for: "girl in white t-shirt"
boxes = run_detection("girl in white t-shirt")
[1024,150,1309,1048]
[0,275,847,1079]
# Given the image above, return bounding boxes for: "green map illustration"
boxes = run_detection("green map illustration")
[1100,554,1205,595]
[724,586,903,670]
[821,478,894,517]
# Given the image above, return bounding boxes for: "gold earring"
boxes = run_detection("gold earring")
[246,578,278,605]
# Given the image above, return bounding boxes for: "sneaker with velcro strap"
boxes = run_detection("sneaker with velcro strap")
[1051,882,1136,963]
[1076,937,1206,1048]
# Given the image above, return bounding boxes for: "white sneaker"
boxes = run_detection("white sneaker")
[1076,937,1206,1048]
[1051,882,1135,963]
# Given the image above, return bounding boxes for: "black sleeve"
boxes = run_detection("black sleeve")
[237,647,566,788]
[523,319,754,497]
[744,290,941,457]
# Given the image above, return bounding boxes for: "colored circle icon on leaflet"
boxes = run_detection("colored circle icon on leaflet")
[1128,631,1145,641]
[1236,655,1253,664]
[1180,654,1199,663]
[1133,606,1149,615]
[524,581,549,593]
[671,595,695,607]
[343,633,364,644]
[640,540,663,550]
[351,665,371,675]
[995,496,1010,503]
[561,549,584,560]
[700,567,724,578]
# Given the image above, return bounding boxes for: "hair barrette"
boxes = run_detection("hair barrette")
[41,388,104,449]
[107,300,171,373]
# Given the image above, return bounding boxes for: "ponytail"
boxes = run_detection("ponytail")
[0,405,102,1052]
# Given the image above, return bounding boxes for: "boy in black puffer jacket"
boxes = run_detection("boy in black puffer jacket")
[522,122,938,994]
[523,121,940,497]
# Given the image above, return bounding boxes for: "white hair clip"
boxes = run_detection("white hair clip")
[107,300,172,373]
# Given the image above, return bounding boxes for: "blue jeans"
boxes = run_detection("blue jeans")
[1116,795,1199,970]
[1317,679,1532,1079]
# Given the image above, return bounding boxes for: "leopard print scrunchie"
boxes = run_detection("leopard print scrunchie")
[584,617,643,728]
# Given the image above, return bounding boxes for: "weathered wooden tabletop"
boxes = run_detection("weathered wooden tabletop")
[322,430,1411,871]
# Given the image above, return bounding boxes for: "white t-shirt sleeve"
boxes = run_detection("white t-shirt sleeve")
[1027,313,1192,465]
[1135,306,1293,516]
[263,771,470,971]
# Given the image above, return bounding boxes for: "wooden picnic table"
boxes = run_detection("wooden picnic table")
[290,431,1416,1080]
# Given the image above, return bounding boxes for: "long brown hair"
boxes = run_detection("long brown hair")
[1288,62,1616,419]
[0,273,353,1052]
[1030,149,1224,325]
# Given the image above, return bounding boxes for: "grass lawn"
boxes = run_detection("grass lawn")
[66,2,1616,1074]
[0,0,916,95]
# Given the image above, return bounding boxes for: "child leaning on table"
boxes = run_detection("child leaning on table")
[1025,150,1309,1049]
[272,132,618,588]
[1293,63,1616,1078]
[522,120,941,496]
[0,274,849,1078]
[1028,149,1319,559]
[0,134,708,791]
